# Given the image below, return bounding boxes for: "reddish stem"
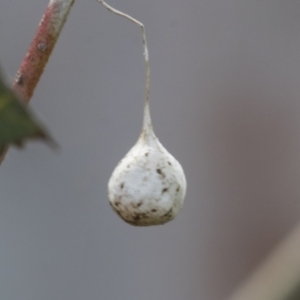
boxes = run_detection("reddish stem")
[12,0,75,104]
[0,0,75,165]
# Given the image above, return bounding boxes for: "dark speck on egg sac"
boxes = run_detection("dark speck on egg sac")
[163,208,173,218]
[162,188,168,194]
[156,168,166,178]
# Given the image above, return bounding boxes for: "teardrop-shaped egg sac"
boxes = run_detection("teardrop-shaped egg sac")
[108,127,187,226]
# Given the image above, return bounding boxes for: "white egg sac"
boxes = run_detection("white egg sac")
[108,129,187,226]
[102,1,187,226]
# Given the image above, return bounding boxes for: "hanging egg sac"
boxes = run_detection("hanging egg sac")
[108,103,187,226]
[100,0,187,226]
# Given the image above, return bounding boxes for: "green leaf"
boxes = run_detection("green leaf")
[0,71,53,153]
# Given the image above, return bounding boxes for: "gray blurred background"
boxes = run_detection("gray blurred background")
[1,1,300,299]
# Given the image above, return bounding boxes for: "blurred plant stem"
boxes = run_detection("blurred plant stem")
[228,222,300,300]
[0,0,75,164]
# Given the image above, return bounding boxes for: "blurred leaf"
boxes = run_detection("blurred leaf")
[0,71,53,153]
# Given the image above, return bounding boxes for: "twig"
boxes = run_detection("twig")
[12,0,75,103]
[228,222,300,300]
[0,0,75,164]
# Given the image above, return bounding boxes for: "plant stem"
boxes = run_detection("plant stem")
[12,0,75,104]
[0,0,75,165]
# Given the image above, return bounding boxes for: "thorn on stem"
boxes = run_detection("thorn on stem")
[15,72,24,86]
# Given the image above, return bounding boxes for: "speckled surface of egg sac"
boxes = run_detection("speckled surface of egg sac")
[104,2,186,226]
[108,125,187,226]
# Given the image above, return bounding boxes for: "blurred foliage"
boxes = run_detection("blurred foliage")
[285,282,300,300]
[0,71,52,154]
